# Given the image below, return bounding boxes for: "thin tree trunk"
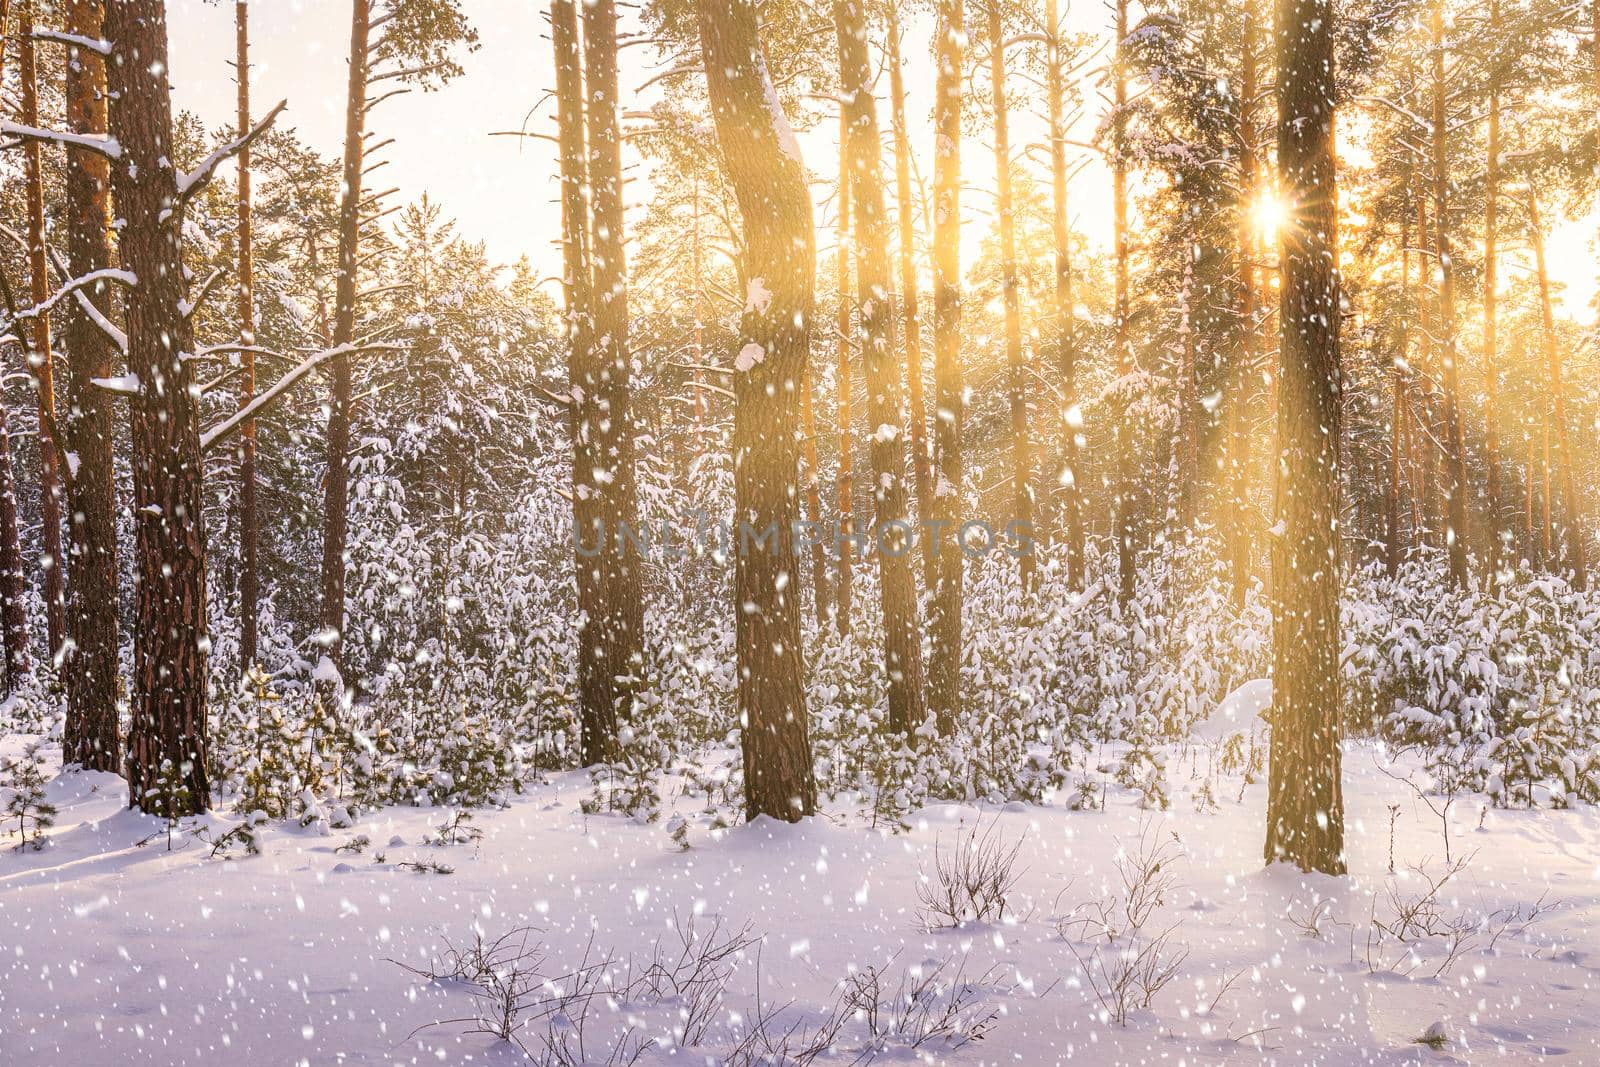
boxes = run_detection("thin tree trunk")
[927,0,963,734]
[1263,0,1345,874]
[1480,0,1505,583]
[1047,0,1084,589]
[1174,255,1198,531]
[236,0,261,668]
[801,368,832,625]
[886,7,931,534]
[1385,207,1410,577]
[696,0,817,820]
[320,0,369,676]
[552,0,615,765]
[1414,190,1439,545]
[1112,0,1136,604]
[1528,190,1587,588]
[61,0,120,770]
[989,3,1035,592]
[105,0,211,816]
[0,0,21,696]
[583,0,644,729]
[1430,0,1470,589]
[691,179,706,454]
[838,0,927,735]
[1229,12,1258,607]
[834,107,854,634]
[20,0,65,658]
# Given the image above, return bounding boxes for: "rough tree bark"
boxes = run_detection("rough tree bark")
[236,0,261,667]
[582,0,644,734]
[1385,206,1411,577]
[105,0,212,816]
[1228,11,1258,607]
[61,0,121,770]
[927,0,964,734]
[1429,0,1470,589]
[1263,0,1346,874]
[1480,0,1505,582]
[1047,0,1084,589]
[886,4,931,525]
[837,0,927,735]
[696,0,817,820]
[319,0,369,675]
[551,0,616,765]
[833,107,854,635]
[20,0,65,658]
[1527,191,1587,589]
[1112,0,1136,605]
[989,2,1035,593]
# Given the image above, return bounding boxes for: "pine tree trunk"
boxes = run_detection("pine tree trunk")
[61,0,121,771]
[887,5,931,530]
[989,3,1035,593]
[1481,14,1504,583]
[236,0,261,668]
[320,0,369,676]
[1430,0,1470,589]
[0,0,18,698]
[1528,191,1588,588]
[1047,0,1084,589]
[19,0,65,659]
[1112,0,1136,604]
[1263,0,1345,874]
[927,0,963,735]
[1386,207,1411,577]
[838,0,928,735]
[582,0,644,730]
[801,368,832,626]
[105,0,211,816]
[834,109,854,635]
[1229,13,1258,608]
[1175,256,1198,531]
[696,0,817,820]
[552,0,615,765]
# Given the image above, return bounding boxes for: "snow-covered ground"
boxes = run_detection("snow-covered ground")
[2,723,1596,1065]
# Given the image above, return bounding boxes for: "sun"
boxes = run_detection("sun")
[1252,192,1290,241]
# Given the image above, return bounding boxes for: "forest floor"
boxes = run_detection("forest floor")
[2,702,1597,1065]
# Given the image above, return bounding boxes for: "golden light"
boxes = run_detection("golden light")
[1252,192,1289,242]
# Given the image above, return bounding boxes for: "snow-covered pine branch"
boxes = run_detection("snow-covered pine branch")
[200,341,403,453]
[0,121,120,158]
[28,29,112,55]
[177,99,288,205]
[42,245,128,354]
[7,267,136,324]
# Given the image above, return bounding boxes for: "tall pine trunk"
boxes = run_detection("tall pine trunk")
[1229,12,1259,607]
[1263,0,1345,874]
[1112,0,1136,604]
[989,3,1035,592]
[236,0,261,667]
[582,0,644,732]
[886,5,931,527]
[1528,191,1587,589]
[1385,207,1411,577]
[106,0,211,816]
[61,0,121,770]
[551,0,615,765]
[1429,0,1470,589]
[20,0,65,658]
[927,0,963,734]
[320,0,369,675]
[1047,0,1084,589]
[837,0,927,735]
[696,0,817,820]
[833,108,854,634]
[1481,5,1505,582]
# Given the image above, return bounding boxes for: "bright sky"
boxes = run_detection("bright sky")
[168,0,1595,320]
